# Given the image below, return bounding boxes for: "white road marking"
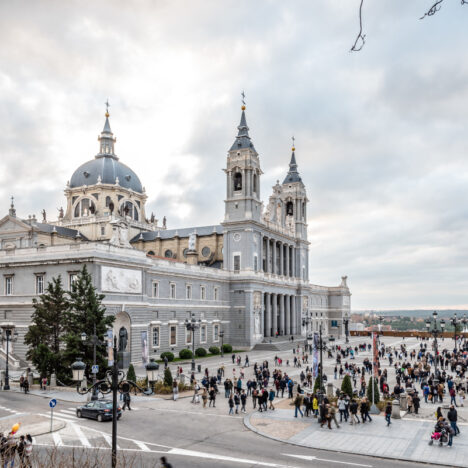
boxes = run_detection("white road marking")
[39,412,75,421]
[149,407,243,419]
[71,423,91,448]
[52,432,63,447]
[102,433,120,449]
[60,409,76,415]
[284,453,373,467]
[134,440,150,451]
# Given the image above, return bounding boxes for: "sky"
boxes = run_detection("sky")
[1,0,468,310]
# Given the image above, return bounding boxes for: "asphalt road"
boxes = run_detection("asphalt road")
[0,390,442,468]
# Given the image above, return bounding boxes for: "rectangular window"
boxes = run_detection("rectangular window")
[200,325,207,343]
[5,277,13,296]
[101,226,105,236]
[186,284,192,300]
[36,275,44,295]
[233,255,241,272]
[170,283,176,299]
[331,320,338,328]
[214,287,219,301]
[254,255,258,272]
[152,282,159,298]
[186,327,192,345]
[170,325,177,346]
[69,273,78,290]
[152,327,160,348]
[200,286,206,300]
[213,324,219,342]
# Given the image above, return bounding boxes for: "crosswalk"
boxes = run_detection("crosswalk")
[0,404,20,415]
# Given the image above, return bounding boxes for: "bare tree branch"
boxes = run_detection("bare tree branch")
[420,0,445,19]
[351,0,366,52]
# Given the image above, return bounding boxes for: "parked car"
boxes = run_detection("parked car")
[76,400,122,422]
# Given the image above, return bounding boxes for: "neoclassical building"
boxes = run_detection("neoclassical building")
[0,104,350,367]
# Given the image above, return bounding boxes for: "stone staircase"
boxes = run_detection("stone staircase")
[253,335,306,351]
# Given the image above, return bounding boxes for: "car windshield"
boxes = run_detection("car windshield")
[99,402,113,409]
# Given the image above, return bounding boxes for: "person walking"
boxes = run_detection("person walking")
[349,399,360,425]
[240,390,247,413]
[228,395,234,415]
[234,392,240,414]
[209,387,216,408]
[294,393,304,418]
[361,398,372,423]
[160,456,173,467]
[17,435,25,466]
[172,380,179,401]
[447,405,460,436]
[122,392,131,411]
[321,404,332,429]
[330,402,340,428]
[268,388,275,410]
[385,401,392,426]
[23,434,32,468]
[338,396,347,423]
[202,388,208,408]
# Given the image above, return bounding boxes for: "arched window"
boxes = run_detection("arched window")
[120,201,139,221]
[286,201,294,216]
[233,172,242,191]
[253,173,258,194]
[74,198,96,218]
[105,196,112,207]
[147,251,155,256]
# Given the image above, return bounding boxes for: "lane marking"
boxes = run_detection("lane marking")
[149,407,244,419]
[60,409,76,415]
[52,432,63,447]
[134,441,150,452]
[71,423,91,448]
[102,433,120,450]
[284,453,373,467]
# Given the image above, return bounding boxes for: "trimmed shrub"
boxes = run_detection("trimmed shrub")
[313,377,323,393]
[179,349,193,359]
[164,367,173,387]
[222,344,232,353]
[367,376,380,404]
[209,346,220,355]
[195,347,207,357]
[160,351,174,362]
[341,375,353,398]
[126,364,136,382]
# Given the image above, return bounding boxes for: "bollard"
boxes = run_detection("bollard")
[399,394,408,411]
[326,383,334,398]
[391,399,401,419]
[50,373,57,387]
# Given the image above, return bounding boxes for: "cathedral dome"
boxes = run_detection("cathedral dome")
[70,157,143,193]
[69,112,143,194]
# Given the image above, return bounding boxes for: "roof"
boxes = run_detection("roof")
[229,109,257,152]
[283,150,303,184]
[130,225,223,243]
[34,223,89,240]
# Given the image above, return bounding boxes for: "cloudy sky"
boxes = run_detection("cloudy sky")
[1,1,468,310]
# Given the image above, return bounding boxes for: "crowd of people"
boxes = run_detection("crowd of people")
[0,432,33,467]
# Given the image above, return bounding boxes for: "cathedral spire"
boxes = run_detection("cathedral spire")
[9,196,16,217]
[283,137,302,184]
[97,100,117,159]
[229,92,256,152]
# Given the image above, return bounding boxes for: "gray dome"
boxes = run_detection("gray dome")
[70,156,143,193]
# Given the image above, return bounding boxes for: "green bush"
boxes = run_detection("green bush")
[367,376,380,404]
[341,375,353,398]
[209,346,220,355]
[195,347,207,357]
[313,377,324,393]
[160,351,174,362]
[179,349,193,359]
[164,367,173,387]
[222,344,232,353]
[126,364,136,382]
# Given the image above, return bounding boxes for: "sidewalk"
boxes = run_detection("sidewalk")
[244,408,467,467]
[0,413,65,437]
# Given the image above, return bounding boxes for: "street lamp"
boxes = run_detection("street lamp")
[1,323,18,391]
[451,314,458,351]
[219,330,225,357]
[343,315,349,344]
[146,358,159,393]
[316,324,328,403]
[81,326,106,400]
[425,311,445,388]
[71,336,152,468]
[185,313,200,372]
[302,313,312,352]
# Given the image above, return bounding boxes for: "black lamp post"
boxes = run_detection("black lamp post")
[425,311,445,388]
[316,324,328,403]
[1,324,18,391]
[220,330,225,357]
[71,336,154,468]
[343,315,349,344]
[81,325,105,401]
[302,313,312,352]
[451,314,458,351]
[185,313,200,372]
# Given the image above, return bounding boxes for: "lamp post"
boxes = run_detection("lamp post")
[343,315,349,344]
[185,313,200,372]
[316,324,328,403]
[302,313,312,352]
[425,311,445,388]
[220,330,225,357]
[462,315,468,349]
[81,325,105,401]
[71,336,154,468]
[1,324,18,391]
[451,314,458,351]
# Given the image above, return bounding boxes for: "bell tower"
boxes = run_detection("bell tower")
[224,95,263,223]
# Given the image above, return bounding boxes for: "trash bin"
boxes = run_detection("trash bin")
[392,399,401,419]
[197,364,201,373]
[399,394,408,411]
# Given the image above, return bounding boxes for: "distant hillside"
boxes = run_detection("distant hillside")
[353,309,468,318]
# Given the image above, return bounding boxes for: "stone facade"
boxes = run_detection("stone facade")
[0,105,351,367]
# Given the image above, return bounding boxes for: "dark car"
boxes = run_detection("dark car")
[76,400,122,422]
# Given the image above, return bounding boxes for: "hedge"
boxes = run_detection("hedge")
[341,374,353,398]
[160,351,175,362]
[179,349,193,359]
[222,344,233,353]
[195,347,207,357]
[209,346,220,355]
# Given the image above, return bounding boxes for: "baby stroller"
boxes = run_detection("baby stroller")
[429,427,449,446]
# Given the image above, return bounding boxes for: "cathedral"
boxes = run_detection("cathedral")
[0,103,350,368]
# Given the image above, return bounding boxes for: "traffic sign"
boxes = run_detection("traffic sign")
[49,399,57,408]
[92,365,99,374]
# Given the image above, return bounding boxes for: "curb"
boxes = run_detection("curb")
[243,412,466,468]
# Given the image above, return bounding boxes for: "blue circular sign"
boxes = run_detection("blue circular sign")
[49,399,57,408]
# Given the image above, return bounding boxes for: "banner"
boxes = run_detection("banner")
[141,330,149,365]
[312,332,319,378]
[107,329,114,366]
[372,332,378,377]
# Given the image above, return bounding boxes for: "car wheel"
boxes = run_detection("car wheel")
[97,414,103,422]
[76,410,82,418]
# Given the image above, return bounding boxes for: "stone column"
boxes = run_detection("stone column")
[279,242,283,276]
[292,247,296,278]
[285,244,289,277]
[279,294,285,336]
[285,295,290,335]
[264,293,271,337]
[291,295,296,334]
[266,238,270,273]
[272,240,276,275]
[272,293,278,337]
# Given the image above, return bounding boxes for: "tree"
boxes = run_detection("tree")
[313,377,323,393]
[63,266,114,381]
[164,367,173,388]
[367,376,380,405]
[341,375,353,398]
[127,364,136,382]
[24,276,69,380]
